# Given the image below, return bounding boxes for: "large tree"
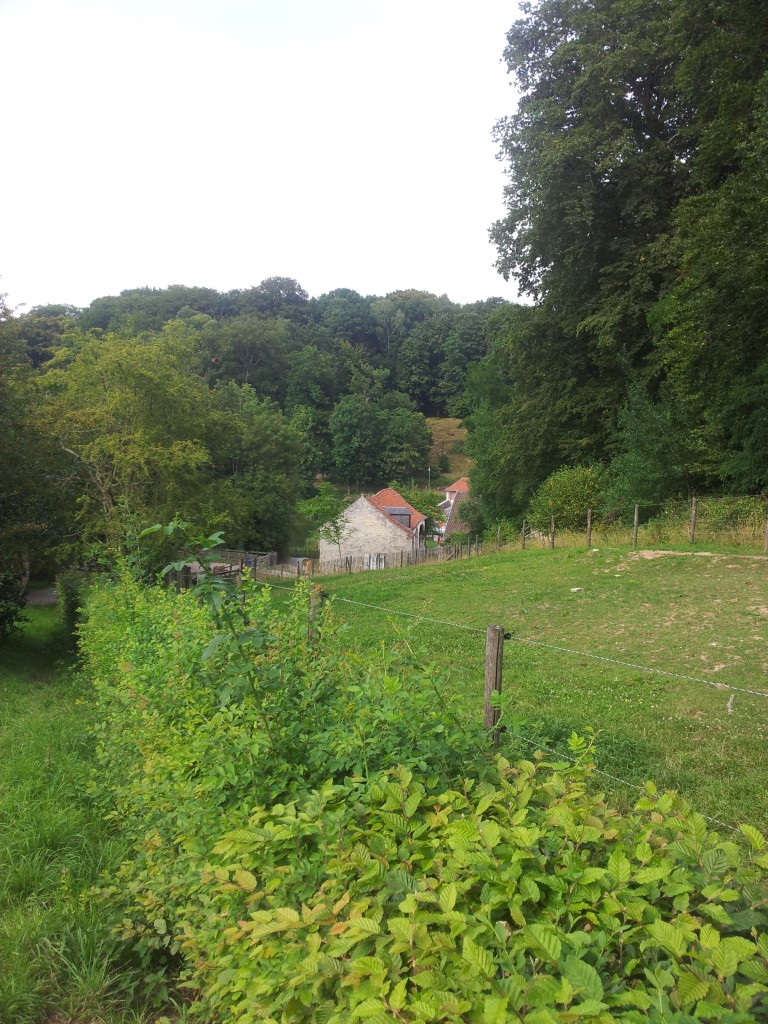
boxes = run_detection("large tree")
[479,0,768,514]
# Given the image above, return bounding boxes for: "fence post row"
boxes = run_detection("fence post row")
[484,624,505,748]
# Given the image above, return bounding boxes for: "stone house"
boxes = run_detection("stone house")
[318,487,426,567]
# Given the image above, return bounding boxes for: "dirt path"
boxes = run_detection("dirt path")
[26,587,57,605]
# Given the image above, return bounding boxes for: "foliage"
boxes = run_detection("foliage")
[0,605,155,1023]
[80,557,768,1021]
[0,570,27,642]
[299,483,353,558]
[387,482,444,536]
[55,568,90,639]
[316,546,768,825]
[330,384,432,486]
[527,466,608,532]
[478,0,768,516]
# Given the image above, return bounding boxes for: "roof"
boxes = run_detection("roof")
[367,487,427,535]
[445,476,470,495]
[444,491,470,538]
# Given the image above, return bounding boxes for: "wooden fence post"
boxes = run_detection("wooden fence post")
[633,504,640,548]
[764,518,768,554]
[497,525,501,551]
[484,625,505,748]
[586,509,592,548]
[521,519,527,550]
[308,585,325,645]
[550,515,556,549]
[689,496,697,544]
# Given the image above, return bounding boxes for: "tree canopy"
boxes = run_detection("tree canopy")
[470,0,768,519]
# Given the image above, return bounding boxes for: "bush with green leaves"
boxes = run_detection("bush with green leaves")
[527,465,608,532]
[0,568,27,642]
[80,563,768,1022]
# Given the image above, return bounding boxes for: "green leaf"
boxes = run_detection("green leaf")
[710,944,738,978]
[635,864,671,885]
[462,936,495,977]
[699,924,720,949]
[389,980,407,1010]
[526,923,562,963]
[676,971,709,1008]
[562,955,603,1002]
[700,903,732,926]
[234,868,257,891]
[483,996,508,1024]
[646,920,687,959]
[481,819,501,848]
[740,960,768,984]
[439,882,457,913]
[350,956,386,976]
[739,823,766,850]
[351,997,387,1019]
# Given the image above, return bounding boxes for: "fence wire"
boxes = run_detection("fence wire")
[240,574,761,832]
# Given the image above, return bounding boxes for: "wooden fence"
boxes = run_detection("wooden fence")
[264,539,487,578]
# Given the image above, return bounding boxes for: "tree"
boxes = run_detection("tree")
[211,382,304,552]
[0,294,75,586]
[485,0,690,497]
[41,324,223,552]
[298,482,352,558]
[329,376,432,486]
[204,314,294,399]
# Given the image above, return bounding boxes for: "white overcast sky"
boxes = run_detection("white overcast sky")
[1,0,522,312]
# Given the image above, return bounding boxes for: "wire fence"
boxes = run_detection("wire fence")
[185,567,767,833]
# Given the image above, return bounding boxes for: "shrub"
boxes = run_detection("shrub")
[80,568,768,1022]
[527,465,607,531]
[0,569,27,642]
[55,568,90,638]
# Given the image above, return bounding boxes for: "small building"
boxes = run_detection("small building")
[436,476,471,539]
[318,487,426,568]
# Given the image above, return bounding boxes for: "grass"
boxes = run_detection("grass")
[0,606,170,1024]
[310,545,768,830]
[426,417,470,481]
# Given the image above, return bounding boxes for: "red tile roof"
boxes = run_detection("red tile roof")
[446,476,470,494]
[367,488,426,535]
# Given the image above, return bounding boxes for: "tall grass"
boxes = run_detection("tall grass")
[0,606,164,1024]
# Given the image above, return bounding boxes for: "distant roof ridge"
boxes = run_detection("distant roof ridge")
[446,476,470,493]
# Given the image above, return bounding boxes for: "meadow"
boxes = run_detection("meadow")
[0,605,160,1024]
[310,545,768,830]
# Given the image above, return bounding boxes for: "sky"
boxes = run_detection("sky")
[1,0,522,312]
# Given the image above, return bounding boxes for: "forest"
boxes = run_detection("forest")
[1,0,767,603]
[472,0,768,519]
[0,279,504,602]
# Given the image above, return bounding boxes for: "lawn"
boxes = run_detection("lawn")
[311,546,768,830]
[0,606,161,1024]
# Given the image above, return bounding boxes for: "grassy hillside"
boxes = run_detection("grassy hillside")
[314,546,768,829]
[426,417,471,481]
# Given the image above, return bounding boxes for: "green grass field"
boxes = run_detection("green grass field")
[310,546,768,830]
[0,606,163,1024]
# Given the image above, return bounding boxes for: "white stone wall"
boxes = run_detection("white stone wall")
[318,497,415,564]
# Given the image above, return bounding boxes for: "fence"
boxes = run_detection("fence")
[166,549,276,589]
[244,576,768,833]
[518,496,768,552]
[266,539,487,578]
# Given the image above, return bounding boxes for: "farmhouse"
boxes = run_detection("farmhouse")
[318,487,426,568]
